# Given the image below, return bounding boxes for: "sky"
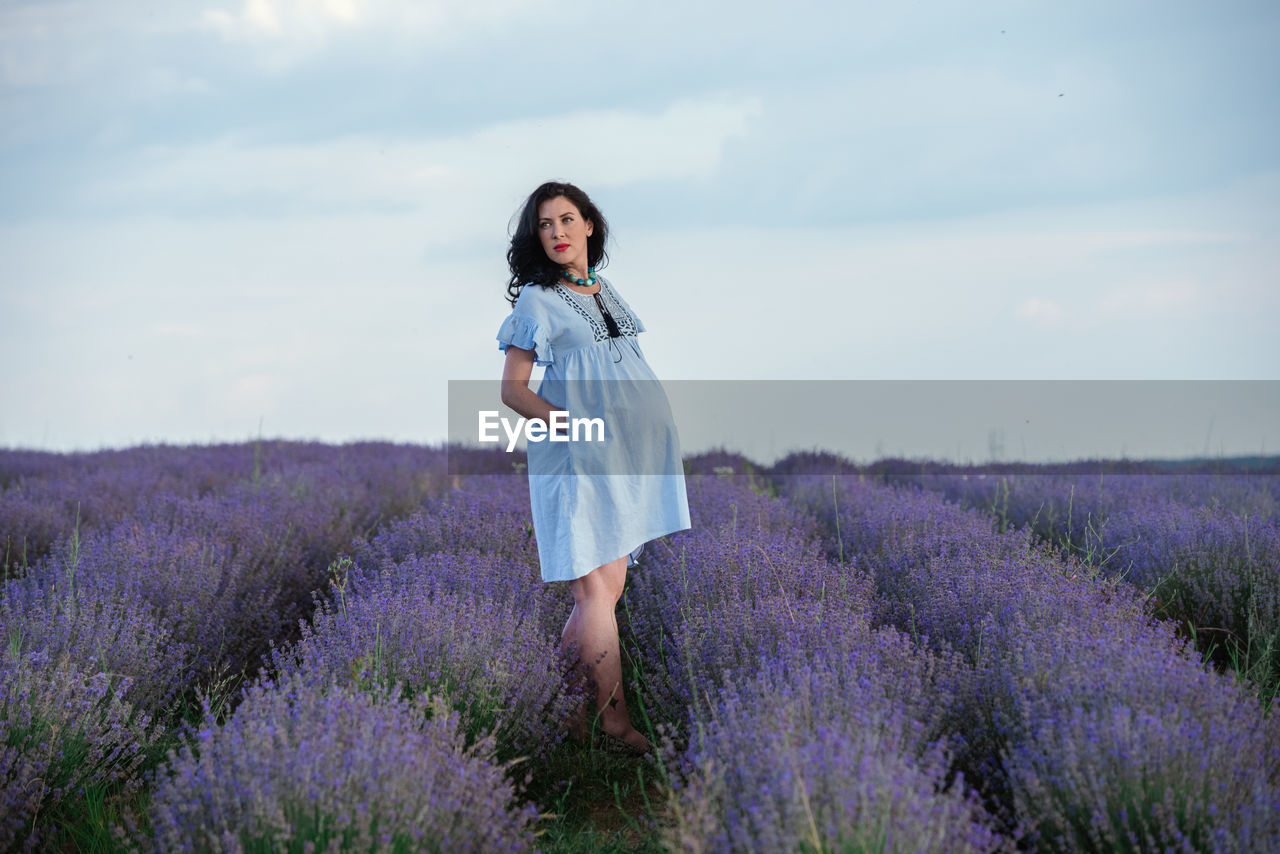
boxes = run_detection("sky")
[1,0,1278,460]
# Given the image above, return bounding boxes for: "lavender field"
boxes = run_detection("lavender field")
[1,442,1277,852]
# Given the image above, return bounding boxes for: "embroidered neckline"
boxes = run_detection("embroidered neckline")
[552,277,640,343]
[555,281,602,299]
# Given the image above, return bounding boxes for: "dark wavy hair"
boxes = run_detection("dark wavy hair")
[505,181,610,307]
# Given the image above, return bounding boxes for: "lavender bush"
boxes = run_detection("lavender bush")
[0,491,67,579]
[1,647,161,852]
[0,441,275,577]
[15,484,341,703]
[1,442,449,849]
[1001,609,1280,853]
[1,573,192,715]
[0,440,445,580]
[773,464,1280,849]
[7,451,447,713]
[7,441,1275,852]
[622,474,874,730]
[613,471,1005,850]
[346,474,541,570]
[1102,498,1280,699]
[267,557,582,763]
[900,472,1280,700]
[663,638,1006,853]
[140,670,538,853]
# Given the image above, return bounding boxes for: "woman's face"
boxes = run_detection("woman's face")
[537,195,594,273]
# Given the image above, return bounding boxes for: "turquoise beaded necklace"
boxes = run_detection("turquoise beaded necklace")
[557,265,622,340]
[560,266,597,287]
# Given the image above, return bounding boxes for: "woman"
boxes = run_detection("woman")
[497,181,691,757]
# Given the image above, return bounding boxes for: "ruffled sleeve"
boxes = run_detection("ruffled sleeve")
[497,310,554,366]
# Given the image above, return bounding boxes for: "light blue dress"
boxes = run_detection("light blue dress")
[496,275,692,583]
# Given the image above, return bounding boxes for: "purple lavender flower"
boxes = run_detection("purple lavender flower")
[269,558,582,763]
[1,647,161,852]
[143,670,538,852]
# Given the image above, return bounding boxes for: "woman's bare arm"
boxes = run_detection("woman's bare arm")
[500,346,565,432]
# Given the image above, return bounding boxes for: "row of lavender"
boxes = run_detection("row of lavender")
[138,454,1280,851]
[5,442,1005,851]
[0,442,448,851]
[625,470,1007,852]
[763,455,1280,852]
[5,442,1278,851]
[892,471,1280,702]
[139,474,582,851]
[142,464,1012,851]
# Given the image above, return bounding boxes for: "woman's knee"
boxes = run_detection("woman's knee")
[573,557,627,604]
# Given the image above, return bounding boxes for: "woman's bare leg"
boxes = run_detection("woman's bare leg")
[562,555,649,751]
[559,602,588,739]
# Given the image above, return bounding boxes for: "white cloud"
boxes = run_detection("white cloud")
[81,93,764,224]
[1017,298,1066,325]
[1099,279,1200,317]
[0,1,99,88]
[141,66,213,97]
[225,372,278,410]
[202,0,348,41]
[197,0,540,63]
[3,172,1276,452]
[151,322,205,338]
